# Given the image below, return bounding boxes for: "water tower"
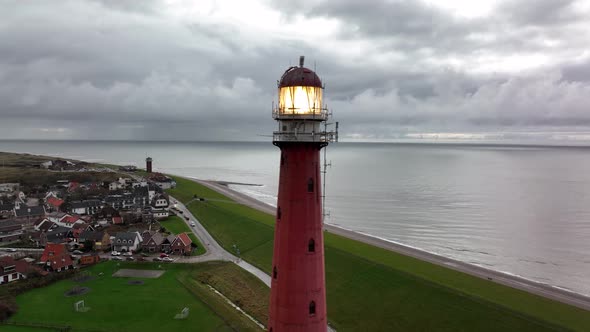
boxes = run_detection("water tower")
[268,56,337,332]
[146,157,152,173]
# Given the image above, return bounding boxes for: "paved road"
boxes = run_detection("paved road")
[169,197,271,287]
[198,179,590,312]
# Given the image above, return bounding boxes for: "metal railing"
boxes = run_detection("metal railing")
[272,107,329,121]
[272,130,337,143]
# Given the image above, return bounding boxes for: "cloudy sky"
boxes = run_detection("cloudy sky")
[1,0,590,142]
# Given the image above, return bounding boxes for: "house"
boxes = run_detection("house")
[45,196,64,212]
[79,230,110,251]
[68,223,94,242]
[39,243,73,272]
[104,194,134,210]
[54,214,84,228]
[44,226,71,244]
[141,209,154,223]
[151,194,169,209]
[113,232,142,253]
[70,200,103,215]
[46,211,69,224]
[148,173,176,189]
[34,219,57,232]
[142,232,164,252]
[160,234,176,253]
[151,208,169,220]
[171,233,193,255]
[108,181,122,191]
[0,256,40,284]
[14,205,45,221]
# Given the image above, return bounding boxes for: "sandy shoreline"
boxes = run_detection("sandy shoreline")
[197,179,590,312]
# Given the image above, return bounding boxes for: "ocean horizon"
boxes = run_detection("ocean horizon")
[1,139,589,297]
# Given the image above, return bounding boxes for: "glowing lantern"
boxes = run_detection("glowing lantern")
[275,56,325,118]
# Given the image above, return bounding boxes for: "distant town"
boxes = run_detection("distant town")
[0,156,197,286]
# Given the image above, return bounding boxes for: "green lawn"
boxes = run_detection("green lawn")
[167,175,590,332]
[159,216,206,255]
[7,261,264,332]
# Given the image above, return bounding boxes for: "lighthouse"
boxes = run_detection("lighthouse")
[146,157,153,173]
[268,56,336,332]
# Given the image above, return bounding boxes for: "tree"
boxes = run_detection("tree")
[83,240,94,252]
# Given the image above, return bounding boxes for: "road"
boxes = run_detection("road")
[198,179,590,312]
[169,197,271,287]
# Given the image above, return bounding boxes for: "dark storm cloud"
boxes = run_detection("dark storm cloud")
[0,0,590,141]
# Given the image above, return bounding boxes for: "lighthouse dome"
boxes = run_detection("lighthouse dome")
[278,56,322,88]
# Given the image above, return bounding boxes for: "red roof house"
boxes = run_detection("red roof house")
[46,197,64,211]
[40,243,73,272]
[171,233,193,255]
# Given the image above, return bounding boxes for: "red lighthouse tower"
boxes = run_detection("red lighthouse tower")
[268,56,336,332]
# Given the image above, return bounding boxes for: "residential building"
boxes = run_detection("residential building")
[142,232,164,252]
[151,194,169,209]
[39,243,73,272]
[151,208,169,220]
[0,256,39,284]
[68,223,94,242]
[79,231,111,251]
[54,215,84,228]
[160,234,176,253]
[34,219,57,232]
[70,200,103,215]
[14,205,45,221]
[44,226,71,245]
[45,196,64,212]
[171,233,193,255]
[113,232,142,253]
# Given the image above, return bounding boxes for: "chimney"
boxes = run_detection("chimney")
[299,55,305,68]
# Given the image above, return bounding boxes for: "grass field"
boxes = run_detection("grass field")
[167,176,590,332]
[7,261,265,332]
[159,216,206,255]
[0,152,120,185]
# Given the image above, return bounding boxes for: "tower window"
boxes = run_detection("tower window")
[307,178,314,192]
[309,301,316,315]
[277,207,281,220]
[308,238,315,252]
[273,266,278,279]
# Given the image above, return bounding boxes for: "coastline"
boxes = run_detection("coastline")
[197,178,590,312]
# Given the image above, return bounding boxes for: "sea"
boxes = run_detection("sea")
[1,140,589,296]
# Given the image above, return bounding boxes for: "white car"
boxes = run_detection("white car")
[5,248,17,252]
[161,257,174,262]
[111,251,121,256]
[112,256,123,261]
[124,251,133,256]
[190,222,196,227]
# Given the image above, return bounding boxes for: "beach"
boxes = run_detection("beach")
[198,178,590,312]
